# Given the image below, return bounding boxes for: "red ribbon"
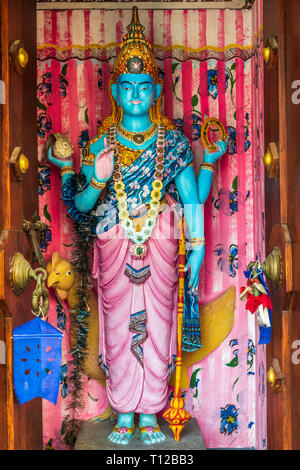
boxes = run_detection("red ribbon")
[240,280,273,315]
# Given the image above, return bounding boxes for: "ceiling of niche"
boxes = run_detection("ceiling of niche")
[36,0,256,10]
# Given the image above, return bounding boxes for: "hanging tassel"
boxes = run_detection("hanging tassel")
[163,216,192,441]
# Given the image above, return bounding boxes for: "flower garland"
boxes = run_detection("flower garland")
[61,175,97,447]
[110,123,165,246]
[60,124,166,444]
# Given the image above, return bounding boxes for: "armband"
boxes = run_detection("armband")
[190,237,206,248]
[200,162,215,174]
[61,166,75,176]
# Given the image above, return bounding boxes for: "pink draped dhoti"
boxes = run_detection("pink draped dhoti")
[92,205,179,415]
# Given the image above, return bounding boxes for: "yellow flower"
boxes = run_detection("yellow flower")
[114,181,125,192]
[150,200,160,209]
[148,208,158,219]
[152,180,163,191]
[151,189,161,201]
[118,200,128,210]
[116,190,126,200]
[119,209,129,220]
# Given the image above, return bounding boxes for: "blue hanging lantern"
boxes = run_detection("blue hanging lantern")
[13,317,63,405]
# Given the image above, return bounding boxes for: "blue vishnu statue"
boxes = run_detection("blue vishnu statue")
[48,8,227,445]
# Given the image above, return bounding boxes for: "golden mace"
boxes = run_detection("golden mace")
[163,116,227,440]
[163,216,192,441]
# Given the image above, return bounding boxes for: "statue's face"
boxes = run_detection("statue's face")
[111,73,161,117]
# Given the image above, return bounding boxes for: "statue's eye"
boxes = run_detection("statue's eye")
[66,270,71,276]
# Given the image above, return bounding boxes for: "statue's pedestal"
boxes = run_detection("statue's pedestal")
[74,417,206,451]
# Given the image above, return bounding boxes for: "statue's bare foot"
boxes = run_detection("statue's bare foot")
[108,413,135,445]
[139,413,166,445]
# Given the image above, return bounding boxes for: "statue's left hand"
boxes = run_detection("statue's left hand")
[47,146,73,169]
[184,246,205,291]
[203,139,228,165]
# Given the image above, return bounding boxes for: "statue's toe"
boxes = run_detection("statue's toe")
[139,426,166,445]
[108,425,135,445]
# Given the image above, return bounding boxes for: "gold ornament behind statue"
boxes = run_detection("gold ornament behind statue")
[201,117,228,152]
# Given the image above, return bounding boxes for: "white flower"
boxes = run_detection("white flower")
[143,150,152,159]
[121,219,133,230]
[143,166,151,176]
[142,185,150,198]
[129,181,140,190]
[129,164,140,173]
[128,197,138,208]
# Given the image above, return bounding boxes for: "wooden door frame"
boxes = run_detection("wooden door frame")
[264,0,296,450]
[0,302,14,450]
[0,0,42,450]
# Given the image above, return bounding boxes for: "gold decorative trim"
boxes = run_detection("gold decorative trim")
[117,142,143,167]
[37,42,118,52]
[82,152,95,166]
[38,35,262,55]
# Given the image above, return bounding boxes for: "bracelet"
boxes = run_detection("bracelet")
[190,237,206,247]
[90,177,107,191]
[61,166,75,176]
[200,162,215,174]
[82,153,95,167]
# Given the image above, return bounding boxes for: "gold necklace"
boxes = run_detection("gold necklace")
[116,123,158,145]
[110,123,165,255]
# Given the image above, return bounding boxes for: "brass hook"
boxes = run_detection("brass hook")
[32,272,49,318]
[246,247,282,289]
[9,252,49,317]
[23,217,49,268]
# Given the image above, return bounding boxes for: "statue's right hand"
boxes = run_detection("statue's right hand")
[94,136,115,182]
[47,146,73,169]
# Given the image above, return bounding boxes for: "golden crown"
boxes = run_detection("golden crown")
[112,7,159,82]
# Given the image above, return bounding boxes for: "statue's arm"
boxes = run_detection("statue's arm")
[175,165,205,291]
[73,174,106,212]
[197,166,213,204]
[197,139,228,204]
[175,165,204,238]
[48,134,114,214]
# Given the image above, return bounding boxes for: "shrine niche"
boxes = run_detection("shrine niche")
[37,0,266,450]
